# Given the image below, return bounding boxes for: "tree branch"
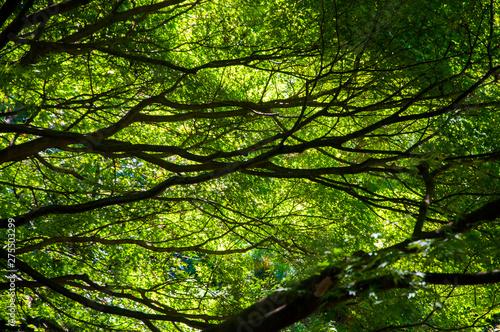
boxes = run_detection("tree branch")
[412,161,435,237]
[0,248,212,329]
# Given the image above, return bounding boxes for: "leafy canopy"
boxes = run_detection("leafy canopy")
[1,0,500,331]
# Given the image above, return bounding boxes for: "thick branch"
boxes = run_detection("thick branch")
[203,267,342,332]
[412,161,435,237]
[0,0,22,29]
[0,0,36,49]
[205,270,500,332]
[0,0,94,50]
[424,271,500,286]
[421,197,500,238]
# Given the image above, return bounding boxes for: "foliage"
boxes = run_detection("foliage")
[1,0,500,331]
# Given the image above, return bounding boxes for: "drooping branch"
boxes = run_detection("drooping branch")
[0,248,213,329]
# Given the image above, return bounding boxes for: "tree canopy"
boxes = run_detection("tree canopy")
[1,0,500,331]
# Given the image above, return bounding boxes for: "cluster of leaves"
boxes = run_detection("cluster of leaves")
[0,0,500,331]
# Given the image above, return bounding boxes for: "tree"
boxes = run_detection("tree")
[1,0,500,331]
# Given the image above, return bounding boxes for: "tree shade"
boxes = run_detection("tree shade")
[1,0,500,331]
